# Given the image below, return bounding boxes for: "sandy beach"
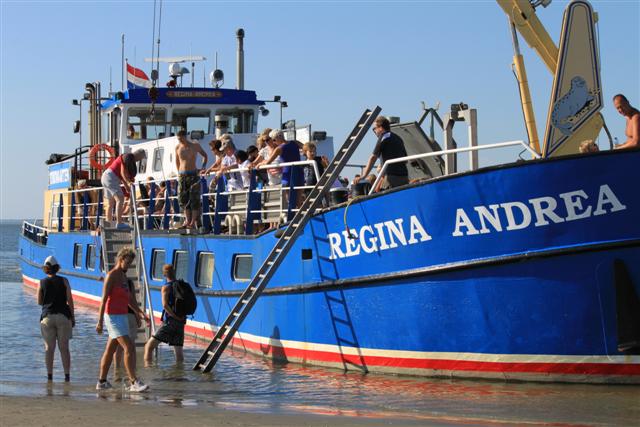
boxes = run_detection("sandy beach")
[0,395,428,427]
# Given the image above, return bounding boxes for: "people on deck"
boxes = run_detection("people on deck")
[252,130,282,186]
[202,139,224,176]
[261,129,303,207]
[356,116,408,189]
[612,94,640,150]
[38,255,74,382]
[236,150,251,188]
[95,247,148,392]
[302,142,328,187]
[100,149,146,229]
[175,129,208,229]
[218,138,242,191]
[579,139,599,153]
[144,265,185,365]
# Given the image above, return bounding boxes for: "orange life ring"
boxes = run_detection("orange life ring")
[89,144,115,170]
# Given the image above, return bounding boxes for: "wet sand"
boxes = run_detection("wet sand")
[0,395,426,427]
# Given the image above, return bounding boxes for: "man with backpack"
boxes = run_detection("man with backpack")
[144,264,196,364]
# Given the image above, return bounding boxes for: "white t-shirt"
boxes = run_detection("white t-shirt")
[260,146,282,186]
[240,160,251,188]
[222,154,242,191]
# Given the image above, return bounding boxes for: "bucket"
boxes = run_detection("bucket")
[329,187,349,205]
[351,181,371,197]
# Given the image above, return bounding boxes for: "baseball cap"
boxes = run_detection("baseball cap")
[44,255,59,266]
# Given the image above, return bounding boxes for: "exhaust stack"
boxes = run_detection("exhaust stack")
[236,28,245,90]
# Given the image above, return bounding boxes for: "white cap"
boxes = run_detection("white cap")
[44,255,59,266]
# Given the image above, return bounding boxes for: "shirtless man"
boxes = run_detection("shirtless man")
[613,94,640,150]
[175,130,208,228]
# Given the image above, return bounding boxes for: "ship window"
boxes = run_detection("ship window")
[86,244,96,270]
[196,252,214,288]
[171,109,211,136]
[233,255,252,281]
[73,244,83,269]
[173,250,188,281]
[151,249,166,280]
[152,147,164,172]
[127,108,167,140]
[217,109,255,134]
[137,152,148,174]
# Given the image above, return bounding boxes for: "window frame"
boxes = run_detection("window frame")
[196,252,215,288]
[172,250,189,282]
[151,249,166,280]
[232,254,253,282]
[73,244,83,269]
[152,147,164,172]
[86,244,96,270]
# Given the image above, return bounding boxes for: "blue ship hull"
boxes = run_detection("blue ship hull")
[20,150,640,382]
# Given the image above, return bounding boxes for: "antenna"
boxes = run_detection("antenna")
[121,34,125,91]
[109,66,112,93]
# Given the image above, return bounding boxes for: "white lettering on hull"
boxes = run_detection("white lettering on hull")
[328,215,431,260]
[452,184,627,237]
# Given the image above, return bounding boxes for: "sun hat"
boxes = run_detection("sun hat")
[44,255,59,266]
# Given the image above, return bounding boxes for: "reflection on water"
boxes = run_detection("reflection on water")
[1,282,638,425]
[2,222,639,424]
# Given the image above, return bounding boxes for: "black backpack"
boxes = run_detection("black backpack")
[172,279,197,317]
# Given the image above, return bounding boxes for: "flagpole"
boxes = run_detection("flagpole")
[121,34,125,91]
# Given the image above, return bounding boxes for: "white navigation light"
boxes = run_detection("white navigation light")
[210,69,224,88]
[169,62,182,77]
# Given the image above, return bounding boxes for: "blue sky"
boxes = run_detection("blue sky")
[1,0,638,219]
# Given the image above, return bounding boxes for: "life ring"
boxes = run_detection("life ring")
[89,144,115,170]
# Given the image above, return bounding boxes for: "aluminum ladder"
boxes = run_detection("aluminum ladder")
[193,106,381,373]
[100,207,156,345]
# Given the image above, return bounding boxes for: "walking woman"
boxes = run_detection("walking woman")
[38,255,75,382]
[95,247,148,392]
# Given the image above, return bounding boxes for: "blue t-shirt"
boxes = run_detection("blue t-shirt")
[280,141,302,186]
[161,280,175,322]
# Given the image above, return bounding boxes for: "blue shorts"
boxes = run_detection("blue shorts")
[105,314,129,339]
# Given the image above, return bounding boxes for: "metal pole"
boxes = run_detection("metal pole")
[121,34,125,91]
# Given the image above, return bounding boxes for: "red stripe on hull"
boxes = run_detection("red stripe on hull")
[22,277,640,380]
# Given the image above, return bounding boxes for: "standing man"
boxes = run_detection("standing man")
[100,149,146,229]
[38,256,74,382]
[144,264,185,365]
[613,94,639,150]
[355,116,408,189]
[175,130,208,229]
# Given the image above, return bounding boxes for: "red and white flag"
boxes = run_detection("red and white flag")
[127,63,151,89]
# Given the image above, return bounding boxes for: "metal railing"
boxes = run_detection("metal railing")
[45,159,322,235]
[369,140,540,195]
[22,221,49,245]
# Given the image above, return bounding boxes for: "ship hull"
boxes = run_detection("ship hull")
[20,150,640,383]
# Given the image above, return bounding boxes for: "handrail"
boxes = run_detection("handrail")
[369,140,539,195]
[129,185,157,336]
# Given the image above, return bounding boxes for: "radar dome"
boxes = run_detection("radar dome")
[169,62,182,77]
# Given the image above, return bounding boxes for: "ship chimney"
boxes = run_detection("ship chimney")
[236,28,245,90]
[85,83,97,146]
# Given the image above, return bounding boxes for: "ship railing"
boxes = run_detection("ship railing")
[369,140,540,195]
[22,221,49,245]
[129,159,321,234]
[45,159,321,235]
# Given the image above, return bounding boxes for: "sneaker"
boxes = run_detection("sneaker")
[96,380,113,390]
[126,379,149,393]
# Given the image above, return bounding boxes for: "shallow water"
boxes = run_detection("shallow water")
[2,221,638,425]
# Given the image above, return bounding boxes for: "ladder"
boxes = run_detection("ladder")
[100,214,156,345]
[193,106,381,373]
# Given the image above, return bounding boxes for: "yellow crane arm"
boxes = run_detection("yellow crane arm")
[497,0,559,72]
